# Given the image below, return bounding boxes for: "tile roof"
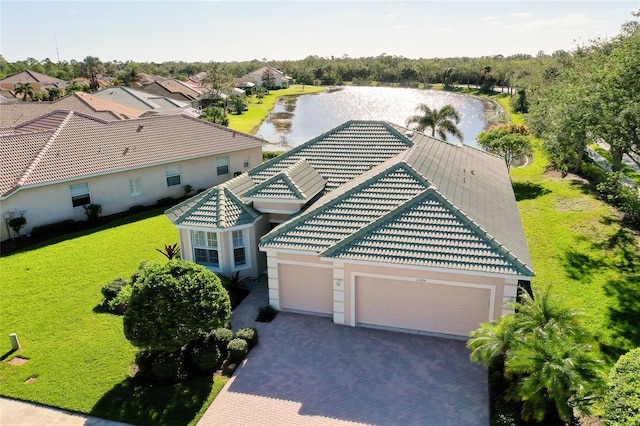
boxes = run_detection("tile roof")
[249,121,413,190]
[0,70,67,89]
[1,111,266,197]
[244,159,325,201]
[258,121,533,276]
[167,186,260,229]
[92,86,188,111]
[0,93,142,127]
[260,163,431,253]
[320,188,532,276]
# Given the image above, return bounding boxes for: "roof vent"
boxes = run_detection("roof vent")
[405,130,414,138]
[137,125,143,132]
[123,147,129,155]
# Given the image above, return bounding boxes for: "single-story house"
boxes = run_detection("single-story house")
[0,70,67,94]
[166,120,534,338]
[91,86,200,118]
[139,79,205,108]
[0,110,265,241]
[0,92,145,127]
[237,66,293,89]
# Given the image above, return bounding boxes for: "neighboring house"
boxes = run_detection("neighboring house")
[237,66,293,88]
[92,86,200,118]
[0,110,265,242]
[0,70,68,94]
[139,79,206,108]
[71,77,110,89]
[0,92,145,127]
[166,120,534,338]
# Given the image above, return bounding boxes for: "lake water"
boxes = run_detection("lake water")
[256,86,488,150]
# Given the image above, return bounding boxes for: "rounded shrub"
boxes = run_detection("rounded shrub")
[235,327,259,349]
[227,338,248,363]
[211,327,234,346]
[605,347,640,426]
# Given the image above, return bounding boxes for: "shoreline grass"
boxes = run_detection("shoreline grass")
[227,84,326,135]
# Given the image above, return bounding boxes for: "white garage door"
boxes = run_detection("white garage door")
[278,264,333,315]
[356,276,492,337]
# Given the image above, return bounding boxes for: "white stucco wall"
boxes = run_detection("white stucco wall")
[0,147,261,241]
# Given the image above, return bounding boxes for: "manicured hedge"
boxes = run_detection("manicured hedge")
[605,347,640,426]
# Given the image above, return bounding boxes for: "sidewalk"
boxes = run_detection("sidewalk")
[0,397,132,426]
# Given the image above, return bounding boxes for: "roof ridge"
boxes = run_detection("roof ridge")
[283,159,310,198]
[13,110,74,190]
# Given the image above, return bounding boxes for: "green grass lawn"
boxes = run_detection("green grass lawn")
[510,143,640,366]
[0,209,227,425]
[228,84,326,134]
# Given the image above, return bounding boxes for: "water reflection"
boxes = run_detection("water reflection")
[256,86,488,150]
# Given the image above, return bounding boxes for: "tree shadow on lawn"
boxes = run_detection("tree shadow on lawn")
[563,249,607,281]
[90,375,213,426]
[583,225,640,363]
[512,181,551,201]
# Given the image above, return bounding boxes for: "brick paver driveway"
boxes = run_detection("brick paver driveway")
[199,312,488,425]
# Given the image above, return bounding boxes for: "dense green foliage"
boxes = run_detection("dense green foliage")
[226,339,248,363]
[605,347,640,425]
[528,12,640,174]
[123,260,231,352]
[468,289,605,424]
[235,327,259,349]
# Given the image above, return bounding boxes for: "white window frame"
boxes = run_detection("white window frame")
[166,165,181,187]
[69,182,91,207]
[232,229,248,268]
[129,177,143,197]
[216,156,229,176]
[191,230,220,269]
[243,157,250,168]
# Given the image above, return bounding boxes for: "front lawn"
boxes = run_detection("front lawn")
[0,210,227,425]
[228,84,326,134]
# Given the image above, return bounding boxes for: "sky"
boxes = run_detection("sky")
[1,0,638,63]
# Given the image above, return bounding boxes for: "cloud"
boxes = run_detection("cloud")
[483,16,500,25]
[504,13,605,32]
[387,14,396,19]
[510,12,532,19]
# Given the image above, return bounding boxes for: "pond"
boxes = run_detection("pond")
[255,86,490,150]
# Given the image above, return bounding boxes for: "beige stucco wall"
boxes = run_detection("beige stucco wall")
[264,251,522,337]
[0,147,261,241]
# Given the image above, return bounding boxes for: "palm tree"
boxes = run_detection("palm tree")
[405,103,463,142]
[14,82,35,102]
[468,288,605,425]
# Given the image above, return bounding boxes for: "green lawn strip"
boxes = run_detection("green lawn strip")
[228,84,326,135]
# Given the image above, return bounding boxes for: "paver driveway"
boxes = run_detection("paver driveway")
[199,311,488,425]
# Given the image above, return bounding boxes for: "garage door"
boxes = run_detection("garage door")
[278,264,333,315]
[356,276,492,337]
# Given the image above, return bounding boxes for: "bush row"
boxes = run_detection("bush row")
[133,326,259,386]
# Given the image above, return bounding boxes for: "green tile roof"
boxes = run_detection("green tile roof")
[244,159,325,200]
[320,188,533,276]
[167,186,260,229]
[250,121,413,191]
[260,163,431,252]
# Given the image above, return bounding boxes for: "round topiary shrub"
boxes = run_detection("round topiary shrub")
[235,327,258,349]
[227,338,248,363]
[211,327,234,355]
[188,336,221,373]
